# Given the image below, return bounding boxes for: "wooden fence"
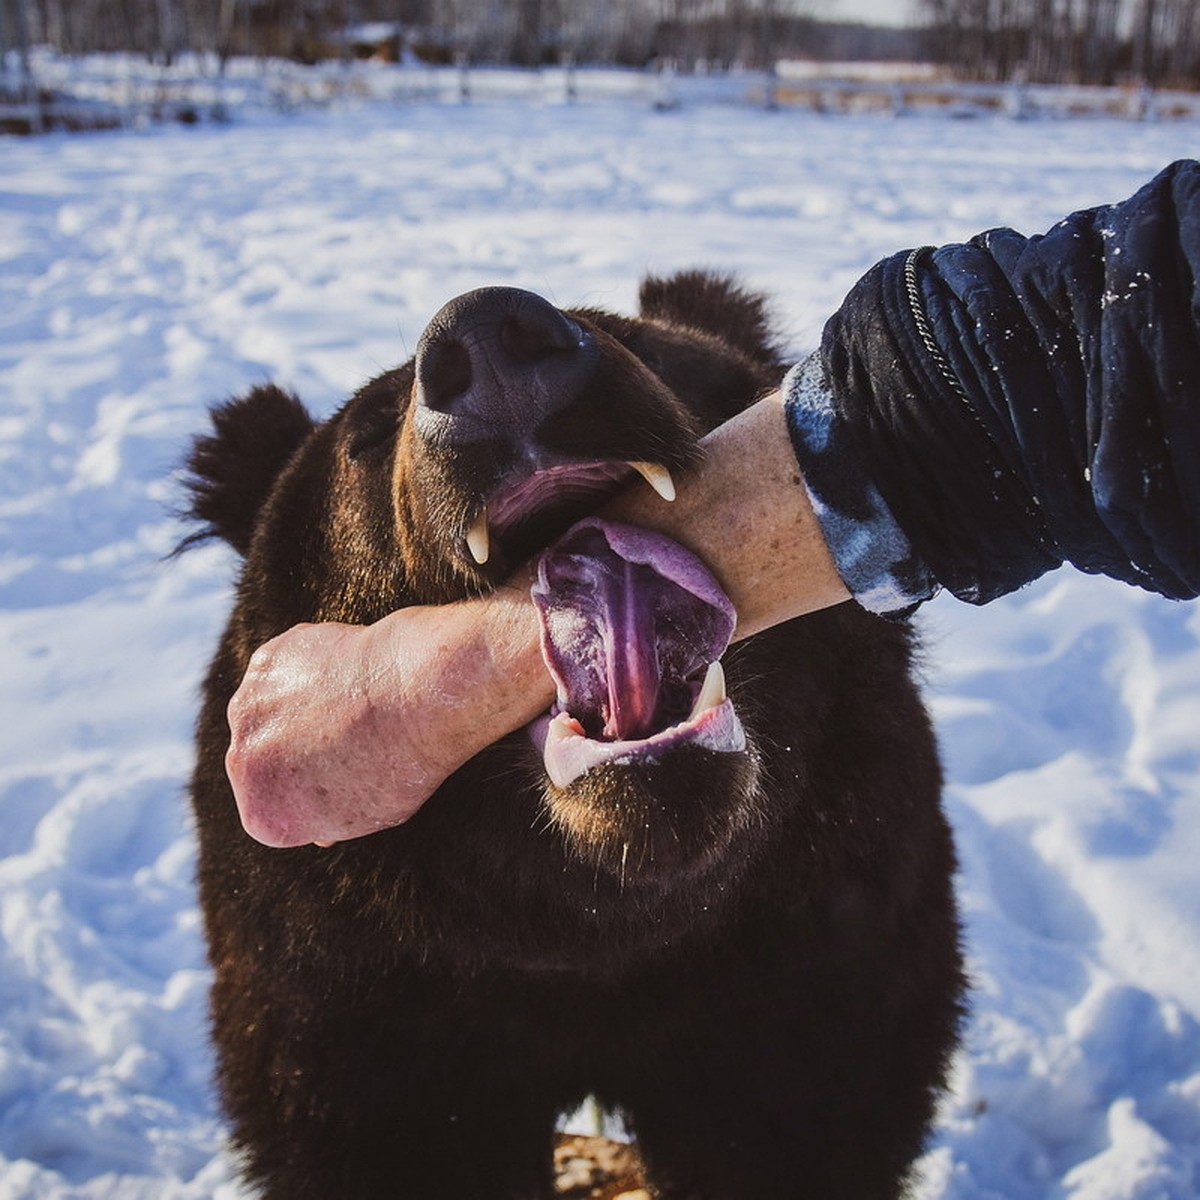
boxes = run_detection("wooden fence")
[4,53,1200,135]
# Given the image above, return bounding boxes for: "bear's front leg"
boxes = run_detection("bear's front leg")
[621,1022,933,1200]
[609,904,959,1200]
[212,966,567,1200]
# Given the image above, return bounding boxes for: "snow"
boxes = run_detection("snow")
[2,91,1199,1197]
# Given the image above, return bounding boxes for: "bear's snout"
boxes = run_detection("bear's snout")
[413,286,599,444]
[402,284,693,579]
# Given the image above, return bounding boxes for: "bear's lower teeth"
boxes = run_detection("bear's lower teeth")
[529,518,746,785]
[688,661,727,723]
[531,518,736,743]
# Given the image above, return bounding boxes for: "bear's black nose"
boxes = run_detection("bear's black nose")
[413,287,597,442]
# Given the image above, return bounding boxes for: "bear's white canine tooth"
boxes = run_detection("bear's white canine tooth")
[688,660,726,722]
[466,511,490,565]
[629,461,676,502]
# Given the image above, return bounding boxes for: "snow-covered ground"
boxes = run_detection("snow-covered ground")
[2,96,1200,1199]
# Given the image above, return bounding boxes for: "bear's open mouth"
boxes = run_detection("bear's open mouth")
[463,461,677,573]
[529,518,746,788]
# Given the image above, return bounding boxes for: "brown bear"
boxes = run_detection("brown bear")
[184,272,964,1199]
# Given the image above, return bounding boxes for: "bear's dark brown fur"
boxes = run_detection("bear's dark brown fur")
[185,272,964,1199]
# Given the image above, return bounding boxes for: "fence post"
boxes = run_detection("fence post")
[1126,81,1152,121]
[652,60,679,111]
[456,52,470,104]
[1005,73,1029,120]
[762,65,778,111]
[563,53,577,104]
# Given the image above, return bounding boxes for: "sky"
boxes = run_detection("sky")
[826,0,918,27]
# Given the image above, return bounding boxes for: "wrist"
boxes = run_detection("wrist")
[472,575,556,736]
[363,580,550,776]
[782,356,938,616]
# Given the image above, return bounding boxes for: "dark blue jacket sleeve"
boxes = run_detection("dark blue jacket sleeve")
[791,159,1200,609]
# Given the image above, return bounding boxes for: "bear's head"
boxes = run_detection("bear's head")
[187,272,934,971]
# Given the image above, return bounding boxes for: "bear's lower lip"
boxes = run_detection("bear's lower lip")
[529,518,746,787]
[529,697,746,789]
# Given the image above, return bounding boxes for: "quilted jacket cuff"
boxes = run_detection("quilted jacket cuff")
[782,356,939,617]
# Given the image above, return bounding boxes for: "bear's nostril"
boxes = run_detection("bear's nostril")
[498,309,578,366]
[418,339,473,412]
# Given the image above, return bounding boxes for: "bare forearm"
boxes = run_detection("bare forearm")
[606,389,849,639]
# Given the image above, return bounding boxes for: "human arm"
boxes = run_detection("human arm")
[229,160,1200,846]
[792,158,1200,612]
[226,589,548,847]
[226,390,850,847]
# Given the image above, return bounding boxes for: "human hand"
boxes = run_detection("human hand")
[225,591,549,847]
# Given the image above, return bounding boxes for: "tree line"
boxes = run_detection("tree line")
[919,0,1200,88]
[3,0,1198,88]
[1,0,838,70]
[0,0,930,73]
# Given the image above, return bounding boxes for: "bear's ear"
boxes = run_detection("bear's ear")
[638,271,780,368]
[180,384,315,557]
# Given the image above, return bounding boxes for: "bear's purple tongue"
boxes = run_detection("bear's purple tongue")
[530,519,743,787]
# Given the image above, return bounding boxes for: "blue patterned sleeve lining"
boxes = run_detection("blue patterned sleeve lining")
[782,356,940,617]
